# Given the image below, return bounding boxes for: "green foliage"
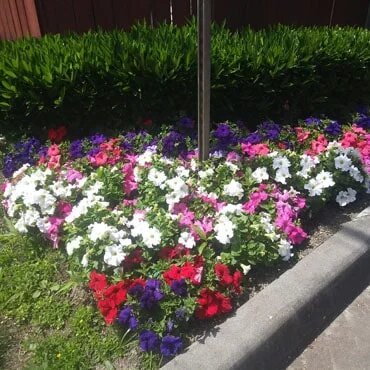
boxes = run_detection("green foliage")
[0,233,143,369]
[0,235,71,327]
[25,307,137,370]
[1,22,370,136]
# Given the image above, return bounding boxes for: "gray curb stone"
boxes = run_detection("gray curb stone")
[162,208,370,370]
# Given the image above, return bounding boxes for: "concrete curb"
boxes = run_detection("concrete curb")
[162,207,370,370]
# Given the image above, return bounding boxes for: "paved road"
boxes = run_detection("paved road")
[288,284,370,370]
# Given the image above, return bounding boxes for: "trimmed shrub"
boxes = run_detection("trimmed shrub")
[1,21,370,136]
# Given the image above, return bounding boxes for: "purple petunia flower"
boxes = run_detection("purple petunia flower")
[213,123,232,139]
[355,113,370,129]
[87,147,100,157]
[69,139,84,159]
[170,279,188,297]
[118,306,138,330]
[305,117,321,126]
[140,279,164,310]
[161,131,187,157]
[244,132,262,144]
[139,330,160,352]
[90,133,106,145]
[128,283,144,297]
[325,121,342,136]
[160,335,183,357]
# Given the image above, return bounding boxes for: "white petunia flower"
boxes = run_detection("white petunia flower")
[223,179,244,199]
[175,166,190,178]
[178,231,196,249]
[148,168,167,188]
[214,215,235,245]
[272,155,291,170]
[142,227,162,248]
[336,188,357,207]
[334,154,352,172]
[14,215,28,233]
[349,165,364,183]
[12,164,30,178]
[275,168,291,184]
[24,208,40,227]
[199,168,214,179]
[365,177,370,194]
[240,264,251,275]
[36,217,49,233]
[225,161,238,173]
[219,203,243,215]
[304,178,323,197]
[316,171,335,188]
[137,149,155,166]
[278,239,293,261]
[88,222,114,242]
[81,253,89,267]
[252,167,269,183]
[104,244,126,267]
[66,236,83,256]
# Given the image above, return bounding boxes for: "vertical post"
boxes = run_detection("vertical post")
[198,0,211,161]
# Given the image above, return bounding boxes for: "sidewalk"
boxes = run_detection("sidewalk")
[288,284,370,370]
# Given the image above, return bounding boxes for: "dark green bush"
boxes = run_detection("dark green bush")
[1,21,370,136]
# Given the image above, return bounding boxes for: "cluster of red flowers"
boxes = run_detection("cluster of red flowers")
[214,263,243,294]
[89,271,145,324]
[195,288,233,319]
[48,125,67,144]
[163,256,204,286]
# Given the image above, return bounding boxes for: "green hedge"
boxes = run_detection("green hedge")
[1,22,370,135]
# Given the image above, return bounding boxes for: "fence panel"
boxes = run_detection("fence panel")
[332,0,369,26]
[172,0,192,26]
[2,0,370,40]
[0,0,40,40]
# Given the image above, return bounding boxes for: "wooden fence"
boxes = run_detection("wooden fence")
[1,0,369,40]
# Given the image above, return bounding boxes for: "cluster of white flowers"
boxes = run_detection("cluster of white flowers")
[252,167,269,183]
[65,181,108,223]
[297,154,320,179]
[336,187,357,206]
[165,176,189,206]
[178,231,196,249]
[5,169,57,233]
[127,213,162,249]
[273,155,291,184]
[148,168,167,188]
[223,179,244,199]
[214,215,235,245]
[304,170,335,197]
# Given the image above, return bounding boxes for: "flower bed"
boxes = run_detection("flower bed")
[1,114,370,358]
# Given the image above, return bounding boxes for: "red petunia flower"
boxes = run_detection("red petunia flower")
[104,281,128,306]
[214,263,233,286]
[48,126,67,143]
[123,248,144,271]
[195,288,232,319]
[89,271,108,293]
[163,265,183,285]
[97,298,118,325]
[232,270,243,294]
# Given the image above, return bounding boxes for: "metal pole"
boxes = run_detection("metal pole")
[198,0,211,161]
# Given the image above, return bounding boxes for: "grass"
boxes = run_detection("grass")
[0,223,161,369]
